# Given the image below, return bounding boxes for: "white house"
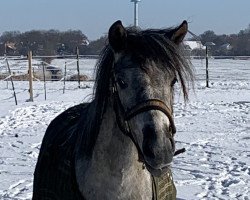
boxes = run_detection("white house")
[184,41,205,50]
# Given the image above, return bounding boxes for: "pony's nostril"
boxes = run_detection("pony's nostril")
[169,138,175,152]
[169,126,173,136]
[168,126,172,134]
[143,143,156,159]
[168,124,176,136]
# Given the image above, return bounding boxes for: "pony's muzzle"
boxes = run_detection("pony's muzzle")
[141,120,175,169]
[125,101,176,171]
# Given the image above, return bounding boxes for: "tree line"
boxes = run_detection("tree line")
[189,24,250,56]
[1,24,250,56]
[0,29,109,57]
[0,30,89,56]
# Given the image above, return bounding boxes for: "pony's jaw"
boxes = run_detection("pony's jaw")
[142,136,174,173]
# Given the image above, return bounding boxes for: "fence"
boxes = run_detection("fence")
[193,57,250,83]
[0,53,98,105]
[0,55,250,105]
[191,56,250,88]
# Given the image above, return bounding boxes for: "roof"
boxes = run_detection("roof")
[184,41,205,50]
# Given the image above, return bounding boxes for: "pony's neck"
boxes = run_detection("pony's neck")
[79,98,152,200]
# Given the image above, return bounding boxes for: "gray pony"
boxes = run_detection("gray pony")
[33,20,194,200]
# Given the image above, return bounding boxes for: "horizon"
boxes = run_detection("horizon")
[0,0,250,40]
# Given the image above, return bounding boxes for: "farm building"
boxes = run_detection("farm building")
[184,41,206,57]
[34,65,62,81]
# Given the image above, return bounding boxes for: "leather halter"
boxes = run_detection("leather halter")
[111,73,176,139]
[111,71,179,200]
[125,99,176,135]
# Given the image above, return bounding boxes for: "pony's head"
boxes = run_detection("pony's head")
[107,20,193,176]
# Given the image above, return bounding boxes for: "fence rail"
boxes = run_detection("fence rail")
[0,54,99,61]
[0,52,97,104]
[191,56,250,60]
[1,55,250,105]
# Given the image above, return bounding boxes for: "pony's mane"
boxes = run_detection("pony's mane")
[79,26,194,158]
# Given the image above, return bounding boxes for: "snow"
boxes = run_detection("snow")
[0,58,250,199]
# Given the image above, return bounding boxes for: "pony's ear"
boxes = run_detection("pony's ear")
[166,20,188,45]
[108,20,127,52]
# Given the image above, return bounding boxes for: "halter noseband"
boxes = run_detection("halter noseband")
[111,73,176,138]
[111,68,185,162]
[125,99,176,135]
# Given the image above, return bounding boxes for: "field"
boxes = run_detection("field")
[0,58,249,199]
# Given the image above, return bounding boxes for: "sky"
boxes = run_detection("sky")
[0,0,250,40]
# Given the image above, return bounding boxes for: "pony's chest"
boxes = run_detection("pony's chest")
[81,165,153,200]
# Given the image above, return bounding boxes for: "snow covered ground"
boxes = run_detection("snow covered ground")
[0,58,249,199]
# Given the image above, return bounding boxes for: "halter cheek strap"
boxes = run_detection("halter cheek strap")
[111,73,185,160]
[112,83,145,162]
[112,85,130,135]
[111,76,176,137]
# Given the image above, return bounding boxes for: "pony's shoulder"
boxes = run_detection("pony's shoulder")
[50,102,89,129]
[33,103,90,199]
[40,103,90,153]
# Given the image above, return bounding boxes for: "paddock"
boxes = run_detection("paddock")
[0,58,249,199]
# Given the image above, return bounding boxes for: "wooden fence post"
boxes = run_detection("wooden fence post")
[63,61,67,94]
[205,46,209,88]
[42,62,47,100]
[4,53,9,89]
[28,51,34,101]
[76,46,80,88]
[6,58,17,105]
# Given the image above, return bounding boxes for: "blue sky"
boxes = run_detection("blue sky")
[0,0,250,40]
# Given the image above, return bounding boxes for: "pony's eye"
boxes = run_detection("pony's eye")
[171,78,178,87]
[117,78,128,89]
